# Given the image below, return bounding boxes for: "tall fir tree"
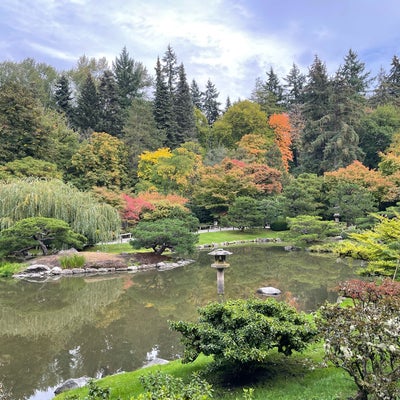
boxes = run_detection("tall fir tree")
[162,44,179,96]
[203,79,221,125]
[300,55,331,173]
[153,57,175,146]
[386,55,400,105]
[174,63,196,144]
[251,67,284,115]
[283,63,306,108]
[190,79,203,110]
[74,73,100,135]
[113,46,150,110]
[54,74,73,125]
[98,69,123,137]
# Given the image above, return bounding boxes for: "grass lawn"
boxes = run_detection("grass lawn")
[89,229,290,254]
[54,344,356,400]
[197,228,288,246]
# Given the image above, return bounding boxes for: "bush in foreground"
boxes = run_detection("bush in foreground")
[170,298,317,372]
[317,279,400,400]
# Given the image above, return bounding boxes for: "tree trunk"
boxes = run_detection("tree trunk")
[35,237,48,256]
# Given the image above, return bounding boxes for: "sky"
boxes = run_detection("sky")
[0,0,399,102]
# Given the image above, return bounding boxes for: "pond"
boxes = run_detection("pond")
[0,245,359,400]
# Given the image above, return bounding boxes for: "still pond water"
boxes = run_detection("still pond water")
[0,245,359,400]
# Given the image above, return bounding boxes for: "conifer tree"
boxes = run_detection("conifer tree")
[74,73,100,135]
[300,55,331,173]
[98,70,123,137]
[54,74,73,124]
[153,57,175,145]
[251,67,284,115]
[174,63,196,144]
[283,63,306,108]
[162,44,179,96]
[190,79,203,110]
[386,55,400,105]
[203,79,221,125]
[113,46,150,109]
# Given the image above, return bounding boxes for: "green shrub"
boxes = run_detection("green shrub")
[0,261,25,278]
[170,298,317,371]
[269,217,288,231]
[130,371,213,400]
[65,380,111,400]
[59,254,86,269]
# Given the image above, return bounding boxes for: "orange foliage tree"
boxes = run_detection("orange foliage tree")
[193,158,282,218]
[268,113,293,171]
[324,161,397,204]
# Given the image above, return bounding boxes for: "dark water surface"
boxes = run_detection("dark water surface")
[0,245,358,400]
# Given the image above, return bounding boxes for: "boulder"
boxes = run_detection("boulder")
[54,376,90,395]
[24,264,50,273]
[257,286,282,296]
[50,267,63,275]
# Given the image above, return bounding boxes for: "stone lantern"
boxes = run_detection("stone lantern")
[208,248,232,295]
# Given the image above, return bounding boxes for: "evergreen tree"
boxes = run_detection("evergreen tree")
[54,74,73,124]
[190,79,203,110]
[371,56,400,107]
[340,49,371,95]
[74,73,100,135]
[203,79,221,125]
[113,46,150,109]
[123,98,166,173]
[174,63,196,144]
[98,69,123,137]
[386,55,400,105]
[283,63,306,107]
[300,55,331,173]
[322,71,363,171]
[224,96,232,112]
[162,44,179,96]
[153,57,175,146]
[251,67,284,115]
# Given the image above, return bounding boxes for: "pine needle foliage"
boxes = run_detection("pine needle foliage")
[0,178,120,244]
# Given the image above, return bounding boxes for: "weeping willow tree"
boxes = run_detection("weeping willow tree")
[0,179,120,244]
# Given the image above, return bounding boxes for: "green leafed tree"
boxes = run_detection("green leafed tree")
[130,217,199,255]
[221,196,264,230]
[334,213,400,277]
[0,157,62,180]
[0,217,87,258]
[69,132,129,190]
[0,81,47,164]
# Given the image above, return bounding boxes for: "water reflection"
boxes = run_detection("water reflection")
[0,245,357,400]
